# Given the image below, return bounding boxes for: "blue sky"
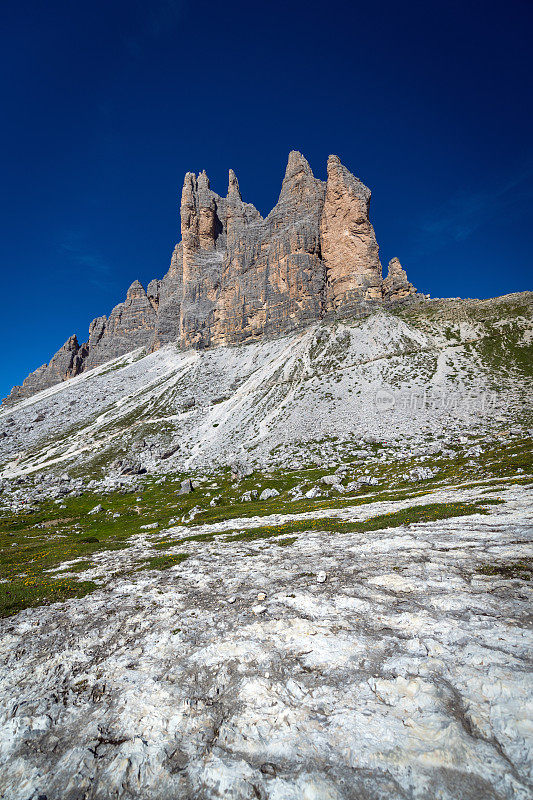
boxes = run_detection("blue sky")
[1,0,531,399]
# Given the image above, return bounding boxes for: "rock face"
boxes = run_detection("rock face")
[321,155,383,309]
[5,335,87,405]
[4,152,421,404]
[180,151,327,348]
[82,280,157,370]
[383,257,418,301]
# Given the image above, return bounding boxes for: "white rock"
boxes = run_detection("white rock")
[259,488,280,500]
[317,571,327,583]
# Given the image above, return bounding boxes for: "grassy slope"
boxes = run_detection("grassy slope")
[1,434,531,617]
[1,295,531,617]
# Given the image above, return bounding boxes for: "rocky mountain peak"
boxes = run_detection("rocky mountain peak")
[227,168,241,201]
[3,151,422,404]
[383,257,418,301]
[126,280,147,300]
[326,154,371,212]
[321,155,382,309]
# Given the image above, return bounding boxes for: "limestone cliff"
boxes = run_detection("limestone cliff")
[4,152,421,404]
[382,257,418,301]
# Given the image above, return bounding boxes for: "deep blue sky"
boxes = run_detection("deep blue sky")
[1,0,532,398]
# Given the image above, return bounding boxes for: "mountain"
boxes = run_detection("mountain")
[0,292,531,481]
[0,291,532,800]
[3,152,421,405]
[1,153,532,800]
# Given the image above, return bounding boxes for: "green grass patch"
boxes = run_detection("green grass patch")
[276,537,298,546]
[0,477,197,617]
[137,553,190,571]
[223,500,500,543]
[475,558,532,581]
[0,576,98,618]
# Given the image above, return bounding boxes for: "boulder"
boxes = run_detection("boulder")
[179,478,194,494]
[259,488,280,500]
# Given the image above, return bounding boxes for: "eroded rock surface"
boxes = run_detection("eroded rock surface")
[4,152,421,404]
[383,257,418,302]
[321,154,383,308]
[82,281,157,370]
[5,335,87,405]
[0,485,531,799]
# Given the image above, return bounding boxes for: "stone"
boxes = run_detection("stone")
[179,478,194,494]
[317,571,327,583]
[407,466,439,482]
[322,475,339,485]
[321,155,383,309]
[382,257,418,301]
[345,481,361,492]
[360,476,379,486]
[88,504,103,514]
[305,487,321,498]
[3,153,422,405]
[259,488,280,500]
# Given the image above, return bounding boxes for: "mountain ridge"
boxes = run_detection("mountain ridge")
[3,152,423,405]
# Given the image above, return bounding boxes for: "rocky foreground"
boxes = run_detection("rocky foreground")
[0,290,531,798]
[0,482,532,800]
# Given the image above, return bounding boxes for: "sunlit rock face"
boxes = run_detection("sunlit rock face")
[320,154,383,309]
[383,257,418,301]
[3,152,421,404]
[180,151,327,348]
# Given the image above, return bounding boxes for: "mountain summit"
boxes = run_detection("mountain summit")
[4,153,420,404]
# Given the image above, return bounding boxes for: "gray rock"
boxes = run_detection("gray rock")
[259,488,280,500]
[407,467,439,482]
[178,478,194,494]
[382,257,418,301]
[3,152,421,404]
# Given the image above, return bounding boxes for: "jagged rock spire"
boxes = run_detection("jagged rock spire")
[126,280,146,300]
[278,150,316,201]
[197,170,210,191]
[3,151,424,404]
[382,257,417,301]
[320,154,382,308]
[227,168,241,201]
